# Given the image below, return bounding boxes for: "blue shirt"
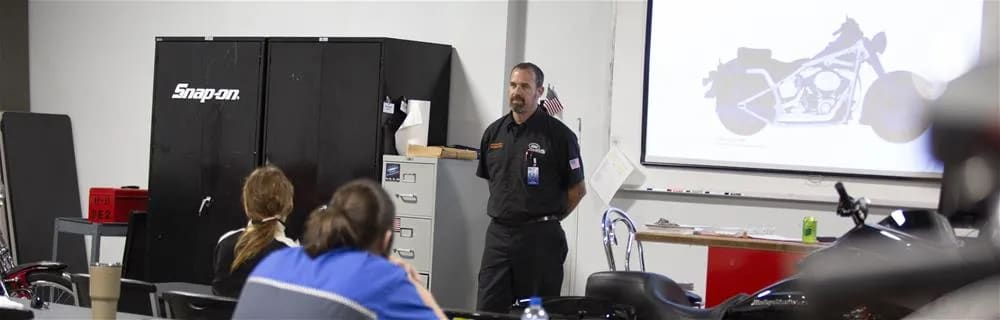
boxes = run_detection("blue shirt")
[233,247,438,320]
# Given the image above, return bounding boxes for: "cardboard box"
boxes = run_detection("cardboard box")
[406,144,478,160]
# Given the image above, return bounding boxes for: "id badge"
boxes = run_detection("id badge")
[527,166,540,185]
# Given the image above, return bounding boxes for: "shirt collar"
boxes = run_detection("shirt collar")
[504,104,547,131]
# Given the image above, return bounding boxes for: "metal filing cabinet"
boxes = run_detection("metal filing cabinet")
[381,155,491,311]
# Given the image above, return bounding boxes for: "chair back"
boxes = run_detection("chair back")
[601,207,645,271]
[122,210,150,281]
[70,273,160,317]
[161,290,238,320]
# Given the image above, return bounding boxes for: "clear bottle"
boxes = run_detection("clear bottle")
[521,296,549,320]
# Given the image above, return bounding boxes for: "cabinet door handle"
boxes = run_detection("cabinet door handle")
[198,196,213,216]
[396,193,418,203]
[394,248,415,258]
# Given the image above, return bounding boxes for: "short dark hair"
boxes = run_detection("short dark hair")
[511,62,544,88]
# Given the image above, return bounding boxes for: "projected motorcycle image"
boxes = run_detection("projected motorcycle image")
[703,17,931,143]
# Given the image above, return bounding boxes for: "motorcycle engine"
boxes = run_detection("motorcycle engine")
[808,70,846,115]
[814,71,843,92]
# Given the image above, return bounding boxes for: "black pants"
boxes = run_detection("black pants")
[476,220,568,313]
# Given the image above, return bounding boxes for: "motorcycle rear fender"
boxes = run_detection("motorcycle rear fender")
[703,70,717,98]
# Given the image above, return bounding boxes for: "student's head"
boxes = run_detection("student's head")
[231,165,294,272]
[302,179,396,258]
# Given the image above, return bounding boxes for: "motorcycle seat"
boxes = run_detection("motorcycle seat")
[6,261,67,276]
[586,271,750,320]
[729,47,807,83]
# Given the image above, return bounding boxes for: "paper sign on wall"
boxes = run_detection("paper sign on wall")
[590,144,635,205]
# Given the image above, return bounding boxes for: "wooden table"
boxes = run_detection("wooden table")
[636,228,828,307]
[635,230,828,253]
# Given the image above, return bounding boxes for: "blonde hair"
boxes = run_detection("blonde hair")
[231,165,294,272]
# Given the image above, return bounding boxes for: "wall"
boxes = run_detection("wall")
[0,0,29,112]
[28,0,999,301]
[521,0,615,294]
[29,0,510,263]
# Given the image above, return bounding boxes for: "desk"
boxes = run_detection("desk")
[637,229,828,307]
[8,298,165,319]
[635,230,827,254]
[51,217,128,265]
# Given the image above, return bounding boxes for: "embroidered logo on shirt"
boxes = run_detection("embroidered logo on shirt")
[569,158,581,170]
[489,142,504,150]
[527,142,546,154]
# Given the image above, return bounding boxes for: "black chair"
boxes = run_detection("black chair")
[161,290,237,320]
[122,211,150,281]
[585,271,748,320]
[69,273,160,317]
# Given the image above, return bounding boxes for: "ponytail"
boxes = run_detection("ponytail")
[303,206,358,257]
[302,180,395,258]
[230,165,294,271]
[231,221,279,272]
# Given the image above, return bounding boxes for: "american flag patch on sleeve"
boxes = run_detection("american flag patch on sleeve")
[569,158,581,170]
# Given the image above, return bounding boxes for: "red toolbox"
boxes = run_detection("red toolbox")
[88,186,149,223]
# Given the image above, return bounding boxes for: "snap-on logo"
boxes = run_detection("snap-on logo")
[170,83,240,103]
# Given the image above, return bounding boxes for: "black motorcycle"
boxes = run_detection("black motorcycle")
[703,17,932,143]
[581,182,994,320]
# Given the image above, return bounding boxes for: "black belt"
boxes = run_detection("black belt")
[493,215,560,226]
[531,215,561,223]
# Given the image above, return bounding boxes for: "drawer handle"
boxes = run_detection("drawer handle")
[394,248,416,258]
[396,193,418,203]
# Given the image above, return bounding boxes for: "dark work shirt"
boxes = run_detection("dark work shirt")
[477,109,584,223]
[212,228,296,298]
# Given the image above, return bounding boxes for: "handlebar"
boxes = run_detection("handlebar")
[835,182,849,200]
[835,182,870,226]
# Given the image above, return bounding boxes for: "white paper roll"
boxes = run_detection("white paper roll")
[395,100,432,155]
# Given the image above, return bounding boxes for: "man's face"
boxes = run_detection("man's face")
[508,69,542,114]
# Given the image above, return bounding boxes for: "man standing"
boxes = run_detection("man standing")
[476,62,587,313]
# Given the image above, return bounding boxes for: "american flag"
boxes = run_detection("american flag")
[394,217,401,232]
[543,84,564,116]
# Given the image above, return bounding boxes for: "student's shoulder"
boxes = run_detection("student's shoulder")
[253,247,303,272]
[217,228,244,245]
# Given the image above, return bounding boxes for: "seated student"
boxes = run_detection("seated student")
[233,179,446,320]
[212,165,298,298]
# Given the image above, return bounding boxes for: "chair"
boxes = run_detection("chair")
[161,290,237,320]
[122,211,150,281]
[69,273,159,317]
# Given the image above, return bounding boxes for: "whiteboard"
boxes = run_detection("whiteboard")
[608,1,942,209]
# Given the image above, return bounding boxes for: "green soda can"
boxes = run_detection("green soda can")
[802,216,818,243]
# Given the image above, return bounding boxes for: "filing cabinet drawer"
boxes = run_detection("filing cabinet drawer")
[382,162,436,217]
[391,216,433,272]
[418,273,430,289]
